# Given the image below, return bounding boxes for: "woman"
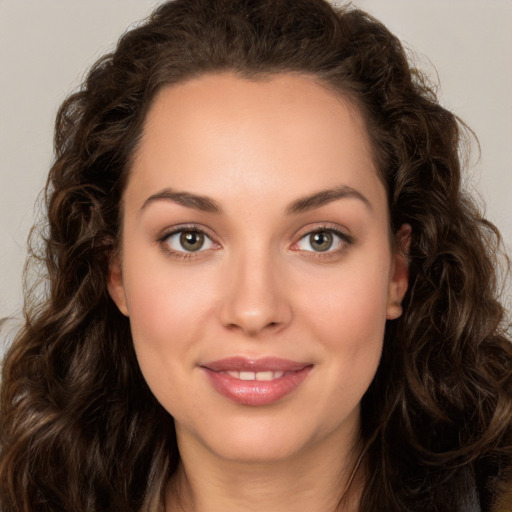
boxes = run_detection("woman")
[1,0,511,510]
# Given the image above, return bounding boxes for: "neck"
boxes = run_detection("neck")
[164,426,365,512]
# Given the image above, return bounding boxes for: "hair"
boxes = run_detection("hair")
[1,0,511,510]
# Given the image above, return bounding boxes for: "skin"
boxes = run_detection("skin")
[108,73,410,512]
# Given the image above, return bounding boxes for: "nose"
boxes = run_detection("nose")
[218,249,293,337]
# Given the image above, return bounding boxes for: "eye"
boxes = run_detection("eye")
[163,229,215,253]
[295,229,349,253]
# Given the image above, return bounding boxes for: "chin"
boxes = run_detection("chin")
[176,410,318,464]
[211,435,307,464]
[181,407,352,466]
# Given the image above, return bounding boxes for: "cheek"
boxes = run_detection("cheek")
[124,268,215,356]
[298,253,391,387]
[121,231,214,328]
[119,242,218,389]
[312,291,386,378]
[302,253,390,339]
[121,263,218,420]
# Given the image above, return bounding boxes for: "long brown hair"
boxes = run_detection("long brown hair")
[1,1,511,510]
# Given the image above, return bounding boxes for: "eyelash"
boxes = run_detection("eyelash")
[292,224,353,259]
[157,225,219,261]
[157,224,353,260]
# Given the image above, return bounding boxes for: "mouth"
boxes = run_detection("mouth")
[200,357,313,406]
[223,370,286,381]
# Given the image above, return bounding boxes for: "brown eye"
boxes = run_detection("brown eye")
[294,228,350,254]
[179,231,205,251]
[309,231,333,252]
[163,229,214,253]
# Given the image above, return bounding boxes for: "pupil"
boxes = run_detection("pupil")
[311,231,332,252]
[180,231,204,251]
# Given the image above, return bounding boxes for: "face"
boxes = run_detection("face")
[109,73,409,464]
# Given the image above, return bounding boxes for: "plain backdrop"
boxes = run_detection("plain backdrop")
[1,0,511,353]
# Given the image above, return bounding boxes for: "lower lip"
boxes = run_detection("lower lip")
[202,366,313,406]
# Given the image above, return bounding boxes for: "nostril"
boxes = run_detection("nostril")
[218,276,293,335]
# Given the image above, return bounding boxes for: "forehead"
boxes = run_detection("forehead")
[127,72,386,214]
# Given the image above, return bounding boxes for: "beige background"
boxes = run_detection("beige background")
[1,0,511,352]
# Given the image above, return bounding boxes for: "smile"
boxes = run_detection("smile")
[201,357,313,406]
[224,370,285,381]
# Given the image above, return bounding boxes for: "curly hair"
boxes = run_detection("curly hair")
[1,0,511,510]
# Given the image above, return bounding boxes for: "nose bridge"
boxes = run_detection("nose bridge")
[219,240,291,335]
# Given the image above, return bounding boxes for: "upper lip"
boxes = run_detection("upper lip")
[201,357,311,372]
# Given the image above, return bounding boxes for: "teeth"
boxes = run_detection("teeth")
[225,370,286,381]
[255,371,273,381]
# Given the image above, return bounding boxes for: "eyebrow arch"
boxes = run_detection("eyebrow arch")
[141,188,223,214]
[285,186,372,215]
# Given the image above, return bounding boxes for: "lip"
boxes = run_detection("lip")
[200,357,313,406]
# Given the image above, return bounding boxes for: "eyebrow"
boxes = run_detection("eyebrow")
[285,186,372,215]
[140,184,371,215]
[141,188,223,213]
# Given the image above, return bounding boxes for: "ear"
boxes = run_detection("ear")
[386,224,411,320]
[107,251,129,317]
